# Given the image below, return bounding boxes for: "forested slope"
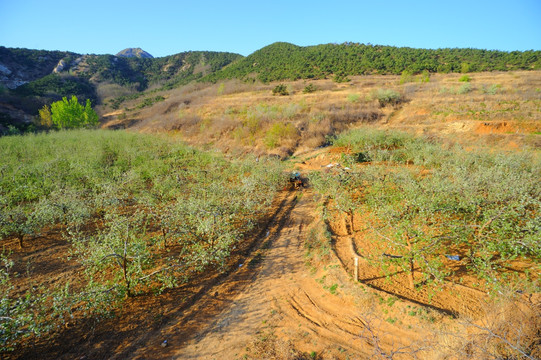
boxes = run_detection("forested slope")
[203,42,541,83]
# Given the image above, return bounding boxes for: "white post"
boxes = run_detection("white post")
[354,257,359,282]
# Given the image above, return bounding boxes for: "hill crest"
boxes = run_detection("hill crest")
[116,48,153,59]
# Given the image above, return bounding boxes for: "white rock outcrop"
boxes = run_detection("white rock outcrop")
[0,63,12,75]
[53,59,66,73]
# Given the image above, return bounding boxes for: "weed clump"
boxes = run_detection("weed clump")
[303,83,317,94]
[373,89,403,107]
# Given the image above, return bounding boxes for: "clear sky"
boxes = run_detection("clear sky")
[1,0,540,57]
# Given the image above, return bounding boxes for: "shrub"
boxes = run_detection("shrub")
[137,95,165,109]
[459,75,471,82]
[373,89,403,107]
[457,83,473,94]
[303,83,317,94]
[264,122,297,148]
[217,83,225,95]
[400,70,413,84]
[38,105,52,127]
[419,70,430,83]
[272,84,289,96]
[333,73,350,83]
[481,84,501,95]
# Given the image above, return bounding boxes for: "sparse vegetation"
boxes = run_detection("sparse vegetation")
[313,128,540,293]
[0,129,284,351]
[373,88,403,107]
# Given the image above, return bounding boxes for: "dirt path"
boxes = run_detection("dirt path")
[123,189,410,359]
[172,191,315,359]
[116,148,438,360]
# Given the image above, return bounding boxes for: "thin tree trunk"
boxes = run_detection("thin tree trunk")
[123,256,131,297]
[123,238,131,297]
[18,234,24,249]
[406,237,414,290]
[162,228,167,248]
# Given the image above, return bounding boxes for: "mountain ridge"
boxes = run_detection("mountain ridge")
[202,41,541,83]
[1,41,540,134]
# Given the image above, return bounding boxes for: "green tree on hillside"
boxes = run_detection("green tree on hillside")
[42,95,99,129]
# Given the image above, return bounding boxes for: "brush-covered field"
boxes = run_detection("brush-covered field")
[0,129,284,352]
[101,71,541,155]
[1,70,540,359]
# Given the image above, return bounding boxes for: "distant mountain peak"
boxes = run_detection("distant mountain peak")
[116,48,153,59]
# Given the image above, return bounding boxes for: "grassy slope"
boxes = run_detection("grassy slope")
[104,70,541,155]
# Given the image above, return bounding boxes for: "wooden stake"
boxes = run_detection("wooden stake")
[354,257,359,282]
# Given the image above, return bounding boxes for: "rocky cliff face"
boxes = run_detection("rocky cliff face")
[116,48,153,59]
[0,47,73,89]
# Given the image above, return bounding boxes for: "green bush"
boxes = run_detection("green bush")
[461,62,471,73]
[373,89,403,107]
[333,73,350,83]
[46,95,99,129]
[400,70,413,84]
[347,93,361,103]
[303,83,317,94]
[419,70,430,83]
[264,122,297,148]
[137,95,165,109]
[272,84,289,96]
[459,75,471,82]
[481,84,501,95]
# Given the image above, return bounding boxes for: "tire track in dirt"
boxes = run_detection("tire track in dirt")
[127,190,390,359]
[125,190,300,359]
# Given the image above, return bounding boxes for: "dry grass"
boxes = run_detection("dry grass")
[244,328,315,360]
[435,293,541,359]
[100,71,541,155]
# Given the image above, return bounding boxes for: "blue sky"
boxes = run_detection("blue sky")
[1,0,540,57]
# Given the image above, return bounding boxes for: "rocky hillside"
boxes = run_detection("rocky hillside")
[116,48,153,58]
[0,47,242,133]
[0,47,75,89]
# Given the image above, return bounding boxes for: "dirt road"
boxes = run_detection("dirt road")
[125,190,416,359]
